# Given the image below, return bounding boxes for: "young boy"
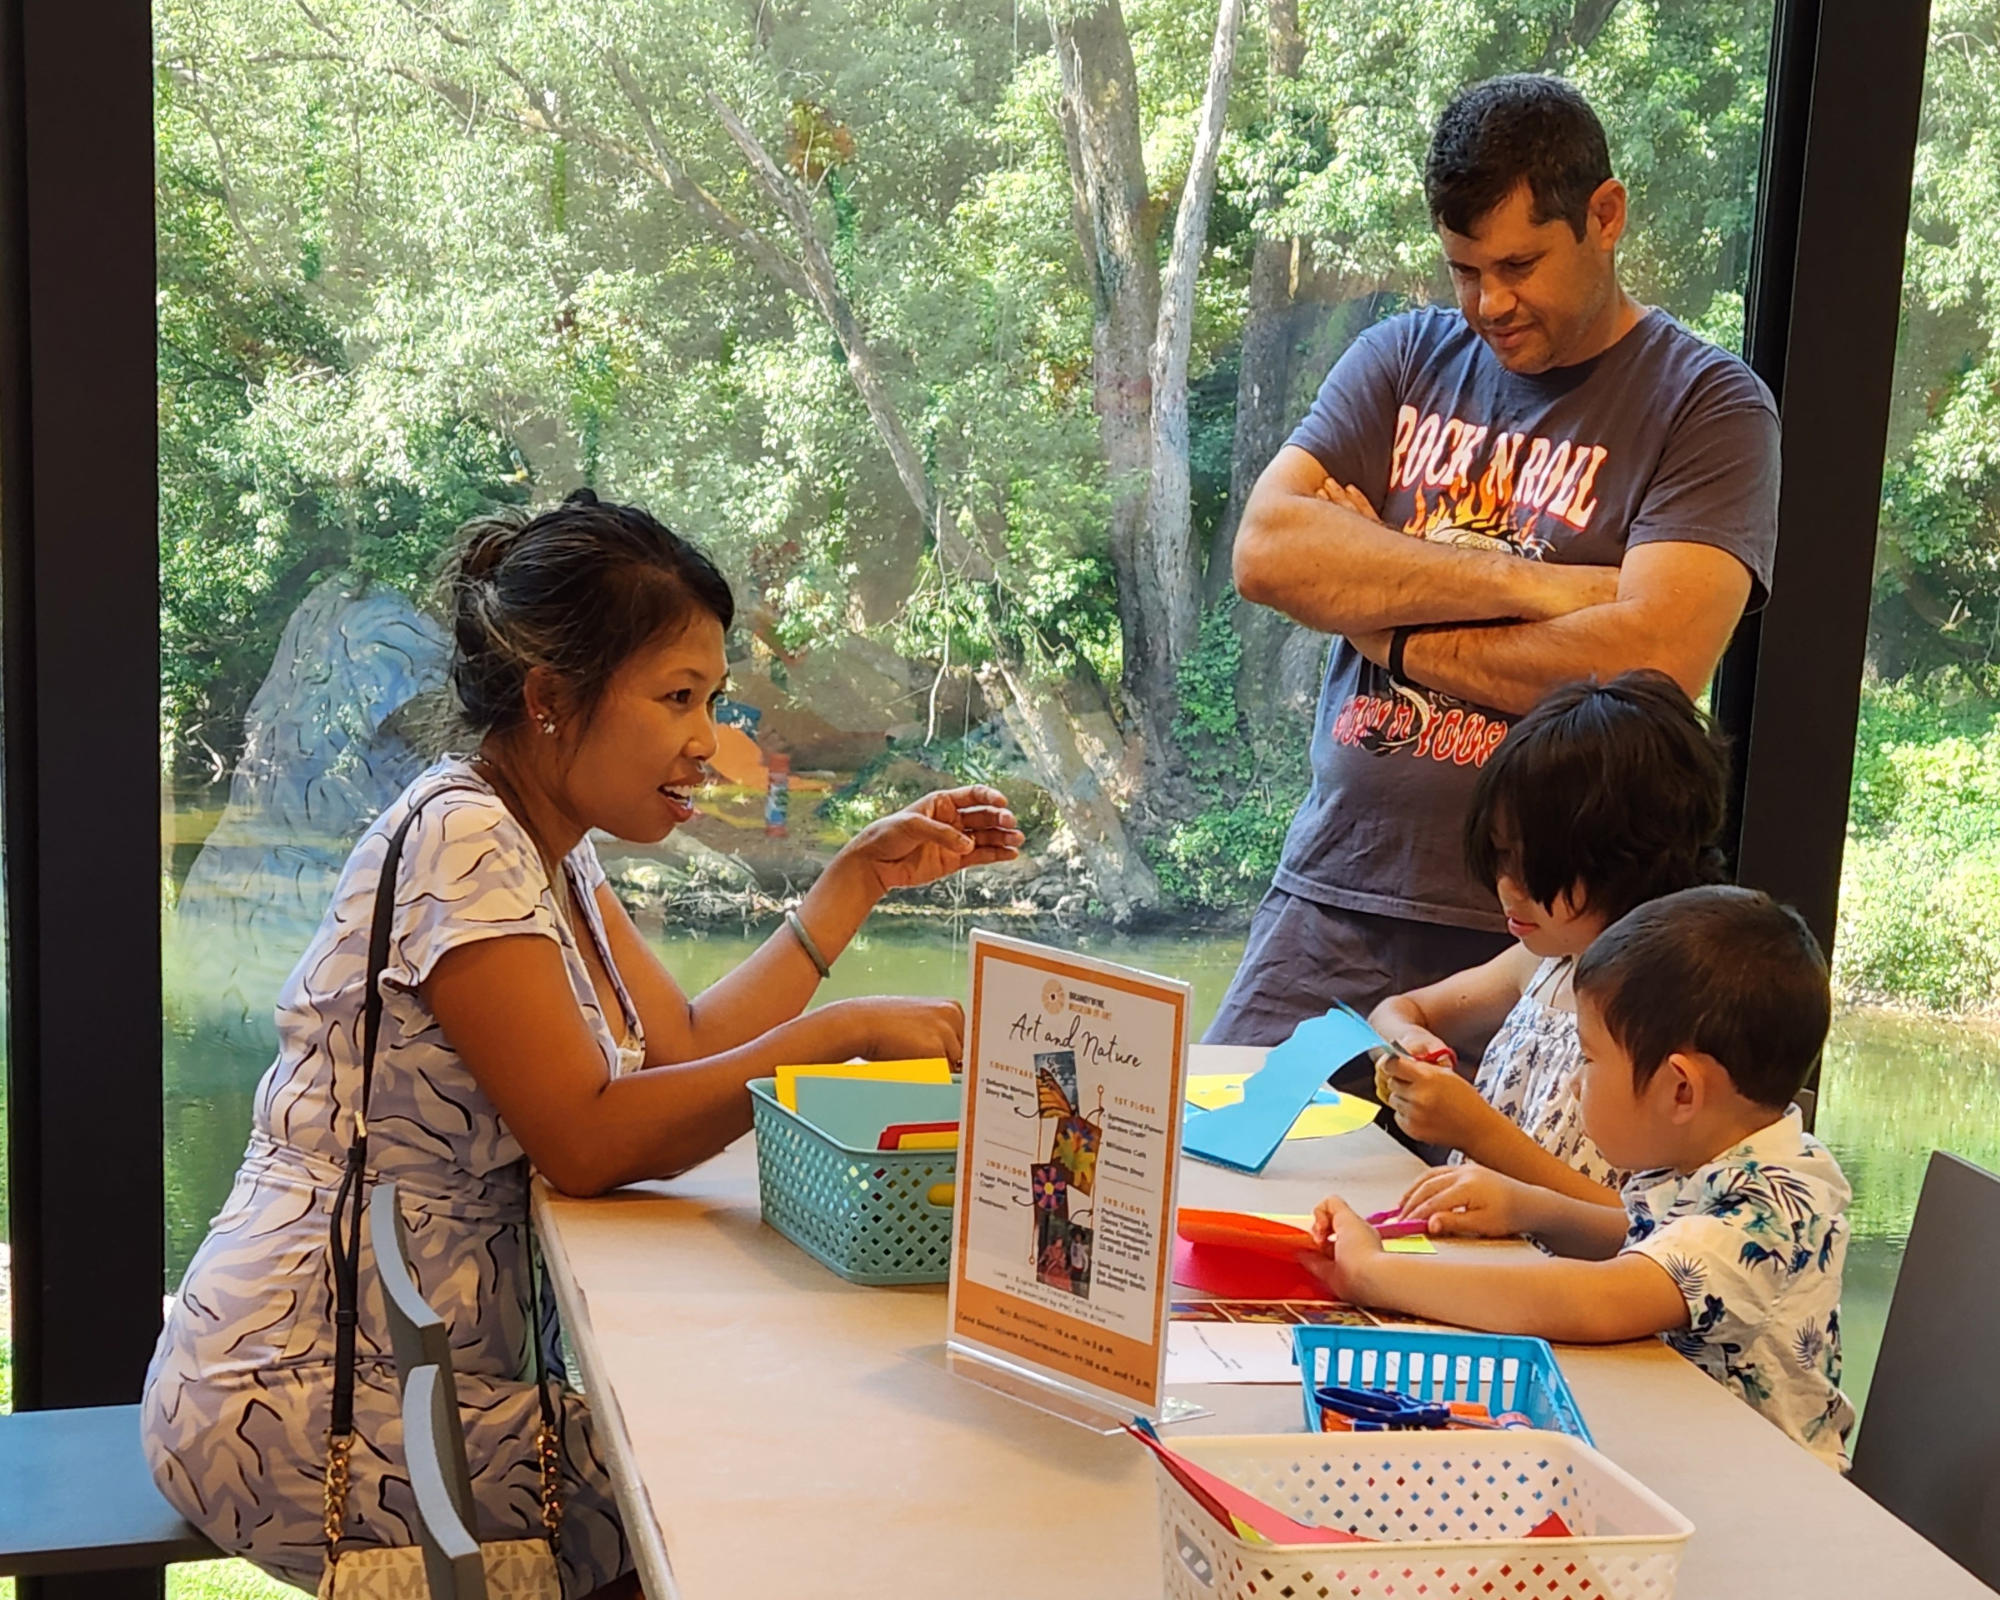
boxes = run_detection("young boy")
[1310,885,1855,1469]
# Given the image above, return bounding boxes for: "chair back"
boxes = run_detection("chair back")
[371,1179,481,1578]
[371,1179,455,1387]
[404,1364,489,1600]
[1849,1149,2000,1587]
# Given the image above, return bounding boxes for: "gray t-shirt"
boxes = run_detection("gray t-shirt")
[1274,305,1779,930]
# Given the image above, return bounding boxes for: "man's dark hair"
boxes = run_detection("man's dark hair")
[1426,74,1613,239]
[1464,670,1730,926]
[1575,886,1831,1107]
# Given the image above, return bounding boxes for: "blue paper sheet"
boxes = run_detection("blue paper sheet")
[1182,1006,1386,1174]
[791,1076,963,1150]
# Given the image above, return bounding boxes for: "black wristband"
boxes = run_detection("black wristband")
[1388,625,1414,682]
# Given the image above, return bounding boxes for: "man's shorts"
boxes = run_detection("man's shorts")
[1204,889,1511,1157]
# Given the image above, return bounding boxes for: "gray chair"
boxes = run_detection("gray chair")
[404,1363,489,1600]
[1849,1149,2000,1588]
[373,1181,486,1599]
[0,1405,218,1576]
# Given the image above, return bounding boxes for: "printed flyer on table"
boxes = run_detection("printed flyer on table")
[948,929,1190,1414]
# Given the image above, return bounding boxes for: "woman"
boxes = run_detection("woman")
[141,490,1023,1596]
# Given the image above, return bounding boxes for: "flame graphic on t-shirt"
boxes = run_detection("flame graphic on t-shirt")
[1402,471,1547,558]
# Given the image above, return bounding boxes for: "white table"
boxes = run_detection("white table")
[535,1044,1991,1599]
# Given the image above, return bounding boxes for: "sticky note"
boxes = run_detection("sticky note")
[1382,1235,1437,1254]
[1183,1007,1386,1174]
[775,1056,952,1112]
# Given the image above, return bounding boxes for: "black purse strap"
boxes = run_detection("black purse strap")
[325,784,562,1548]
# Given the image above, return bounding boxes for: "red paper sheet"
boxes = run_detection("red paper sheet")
[1172,1236,1332,1301]
[1176,1208,1317,1259]
[1128,1427,1371,1545]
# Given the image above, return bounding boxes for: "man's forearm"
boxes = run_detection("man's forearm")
[1397,603,1706,715]
[1234,487,1612,634]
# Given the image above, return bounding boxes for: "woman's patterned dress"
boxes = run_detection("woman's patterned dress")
[142,759,638,1596]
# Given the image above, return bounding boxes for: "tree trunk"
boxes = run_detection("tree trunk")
[1144,0,1245,719]
[982,657,1162,926]
[1053,0,1161,738]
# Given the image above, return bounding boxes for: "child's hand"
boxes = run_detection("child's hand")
[1376,1052,1489,1149]
[1395,1164,1534,1239]
[1371,1030,1455,1103]
[1304,1195,1383,1301]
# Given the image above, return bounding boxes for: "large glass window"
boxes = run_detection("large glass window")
[156,0,1776,1522]
[1823,3,2000,1414]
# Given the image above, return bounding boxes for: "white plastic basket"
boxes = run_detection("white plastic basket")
[1153,1431,1694,1600]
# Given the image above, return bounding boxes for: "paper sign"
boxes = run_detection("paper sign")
[948,930,1191,1419]
[1165,1321,1301,1385]
[1183,1008,1386,1173]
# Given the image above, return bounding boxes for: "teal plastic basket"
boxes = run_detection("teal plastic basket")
[1293,1324,1594,1443]
[747,1076,959,1285]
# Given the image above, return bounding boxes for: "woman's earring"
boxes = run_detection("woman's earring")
[540,716,557,736]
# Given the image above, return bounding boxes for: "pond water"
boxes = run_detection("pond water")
[162,917,2000,1420]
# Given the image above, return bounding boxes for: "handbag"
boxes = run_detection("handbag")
[319,792,566,1600]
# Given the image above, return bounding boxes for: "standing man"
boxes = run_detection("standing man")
[1209,74,1777,1050]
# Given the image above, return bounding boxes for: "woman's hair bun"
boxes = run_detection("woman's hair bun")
[441,490,734,738]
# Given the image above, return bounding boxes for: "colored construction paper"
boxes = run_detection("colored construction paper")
[788,1074,960,1147]
[1173,1236,1331,1302]
[1127,1426,1371,1545]
[1286,1095,1381,1140]
[878,1121,959,1151]
[1382,1234,1437,1255]
[1527,1511,1574,1538]
[777,1057,952,1112]
[1177,1209,1316,1261]
[1183,1008,1386,1174]
[1185,1075,1379,1142]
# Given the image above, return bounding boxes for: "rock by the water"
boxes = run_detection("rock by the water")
[171,573,450,1062]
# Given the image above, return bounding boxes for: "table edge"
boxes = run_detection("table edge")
[536,1181,683,1600]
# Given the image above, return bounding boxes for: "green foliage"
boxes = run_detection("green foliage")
[1156,599,1311,908]
[1837,672,2000,1011]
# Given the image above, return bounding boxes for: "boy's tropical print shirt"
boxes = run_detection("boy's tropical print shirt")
[1623,1106,1856,1470]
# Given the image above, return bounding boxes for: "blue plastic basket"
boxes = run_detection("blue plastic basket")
[1293,1324,1594,1444]
[747,1077,958,1285]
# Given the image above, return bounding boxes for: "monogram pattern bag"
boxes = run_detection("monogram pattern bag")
[319,795,565,1600]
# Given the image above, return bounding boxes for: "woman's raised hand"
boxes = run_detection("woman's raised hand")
[836,785,1025,893]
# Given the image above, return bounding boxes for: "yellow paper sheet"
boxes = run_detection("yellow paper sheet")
[1382,1235,1437,1254]
[775,1056,952,1111]
[1182,1074,1379,1140]
[891,1130,959,1151]
[1287,1097,1381,1140]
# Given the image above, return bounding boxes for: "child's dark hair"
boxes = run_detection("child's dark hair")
[444,488,733,736]
[1463,670,1729,925]
[1426,75,1612,240]
[1575,886,1830,1108]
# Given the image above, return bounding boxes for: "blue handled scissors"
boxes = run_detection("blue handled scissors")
[1313,1384,1530,1432]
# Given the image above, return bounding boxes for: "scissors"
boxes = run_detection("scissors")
[1314,1384,1531,1432]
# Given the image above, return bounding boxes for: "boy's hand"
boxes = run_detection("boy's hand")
[1376,1052,1489,1148]
[1395,1163,1536,1238]
[1303,1195,1383,1301]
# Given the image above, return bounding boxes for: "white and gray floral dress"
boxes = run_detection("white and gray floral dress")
[1457,955,1632,1189]
[142,758,638,1596]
